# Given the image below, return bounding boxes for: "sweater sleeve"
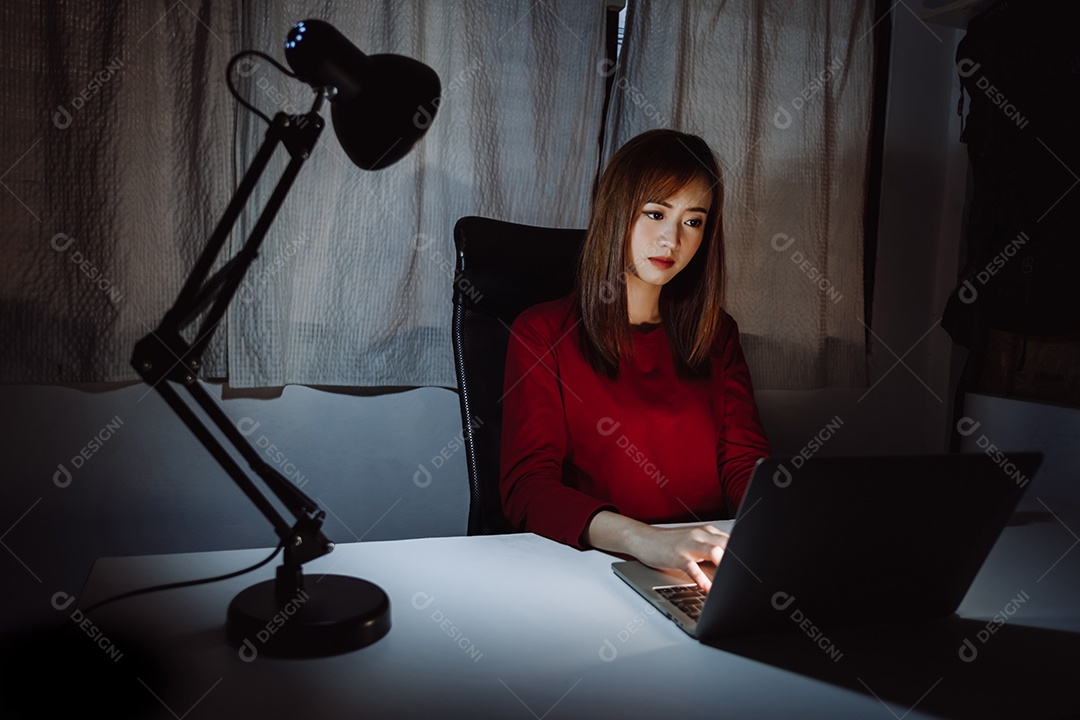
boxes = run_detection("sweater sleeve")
[499,308,615,548]
[714,316,771,510]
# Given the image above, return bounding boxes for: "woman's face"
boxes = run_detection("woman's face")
[625,176,712,289]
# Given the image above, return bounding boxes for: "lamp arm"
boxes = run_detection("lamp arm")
[144,375,294,536]
[132,107,332,568]
[184,378,324,519]
[164,115,285,332]
[173,91,329,351]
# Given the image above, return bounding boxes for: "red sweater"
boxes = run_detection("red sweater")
[499,295,770,549]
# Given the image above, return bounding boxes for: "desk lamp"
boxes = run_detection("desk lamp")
[130,19,440,657]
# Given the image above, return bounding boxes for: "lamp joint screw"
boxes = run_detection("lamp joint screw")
[325,542,335,553]
[293,536,303,547]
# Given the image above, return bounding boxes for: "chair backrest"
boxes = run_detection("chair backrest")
[452,216,585,535]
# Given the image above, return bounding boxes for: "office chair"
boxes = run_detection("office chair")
[452,216,585,535]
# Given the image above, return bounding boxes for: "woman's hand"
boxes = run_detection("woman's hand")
[584,510,729,591]
[631,524,729,592]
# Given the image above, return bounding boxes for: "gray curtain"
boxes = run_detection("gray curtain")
[2,0,872,389]
[0,1,608,386]
[229,1,608,387]
[2,2,241,382]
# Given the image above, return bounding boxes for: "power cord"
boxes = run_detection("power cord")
[225,50,299,125]
[82,541,283,615]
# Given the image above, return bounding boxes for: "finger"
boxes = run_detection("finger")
[685,561,712,593]
[702,542,726,566]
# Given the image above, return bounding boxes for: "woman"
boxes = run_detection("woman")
[499,129,770,590]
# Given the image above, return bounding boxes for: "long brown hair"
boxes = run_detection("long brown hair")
[576,129,726,380]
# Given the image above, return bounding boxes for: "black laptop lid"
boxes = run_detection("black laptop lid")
[698,453,1042,642]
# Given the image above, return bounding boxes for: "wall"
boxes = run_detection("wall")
[961,393,1080,507]
[0,9,973,635]
[0,383,467,633]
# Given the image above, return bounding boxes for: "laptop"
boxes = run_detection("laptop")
[612,453,1043,644]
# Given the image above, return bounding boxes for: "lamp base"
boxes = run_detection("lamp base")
[227,574,390,658]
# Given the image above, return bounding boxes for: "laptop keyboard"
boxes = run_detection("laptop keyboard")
[656,585,707,621]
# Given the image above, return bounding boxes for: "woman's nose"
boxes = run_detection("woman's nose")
[657,225,680,248]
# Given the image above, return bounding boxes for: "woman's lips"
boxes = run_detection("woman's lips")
[649,257,675,270]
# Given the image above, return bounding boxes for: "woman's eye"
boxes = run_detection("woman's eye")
[643,211,663,220]
[686,218,703,228]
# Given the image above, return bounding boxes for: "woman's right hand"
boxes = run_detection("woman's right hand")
[630,524,729,592]
[584,510,729,591]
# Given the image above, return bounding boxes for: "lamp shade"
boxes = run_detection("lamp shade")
[284,19,441,170]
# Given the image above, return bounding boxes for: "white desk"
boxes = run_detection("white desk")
[16,498,1080,720]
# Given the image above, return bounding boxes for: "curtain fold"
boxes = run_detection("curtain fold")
[607,0,874,388]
